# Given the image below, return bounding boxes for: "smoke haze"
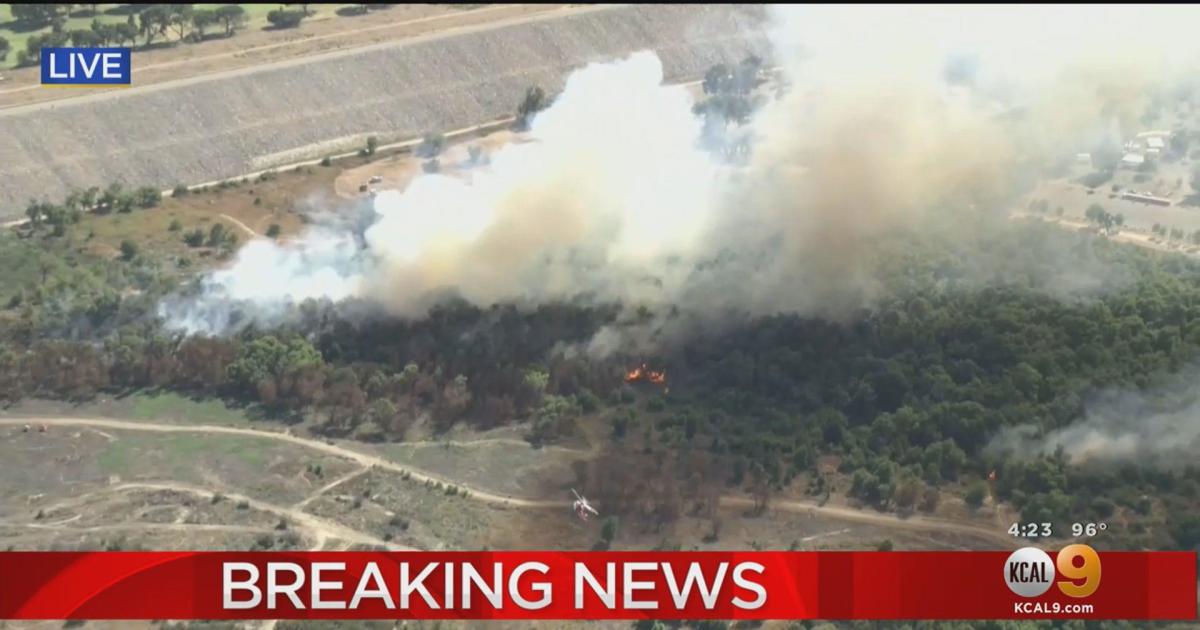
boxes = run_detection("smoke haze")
[160,5,1200,349]
[989,365,1200,465]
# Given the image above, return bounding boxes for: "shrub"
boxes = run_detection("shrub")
[418,133,444,157]
[135,186,162,208]
[183,229,205,247]
[965,481,988,509]
[266,9,305,28]
[353,420,385,442]
[266,224,281,239]
[119,240,138,261]
[320,155,332,167]
[172,184,189,197]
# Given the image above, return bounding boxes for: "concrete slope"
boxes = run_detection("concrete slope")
[0,4,769,218]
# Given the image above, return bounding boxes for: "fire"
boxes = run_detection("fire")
[624,363,666,385]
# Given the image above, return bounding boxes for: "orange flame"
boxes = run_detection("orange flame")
[625,363,666,386]
[624,365,644,382]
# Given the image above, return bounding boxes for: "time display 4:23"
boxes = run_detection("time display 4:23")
[1008,522,1052,538]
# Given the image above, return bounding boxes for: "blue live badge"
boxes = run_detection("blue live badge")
[41,47,131,86]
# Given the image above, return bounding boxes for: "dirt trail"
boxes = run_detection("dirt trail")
[0,416,557,508]
[110,481,409,550]
[4,521,275,537]
[2,417,1014,546]
[4,477,407,550]
[218,213,259,238]
[293,466,370,509]
[719,497,1014,547]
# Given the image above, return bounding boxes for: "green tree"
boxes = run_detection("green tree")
[135,186,162,209]
[600,516,618,547]
[267,8,306,29]
[516,85,547,129]
[417,133,444,158]
[266,224,282,239]
[10,4,60,26]
[69,29,103,47]
[703,63,732,95]
[965,480,988,509]
[191,9,216,39]
[119,240,139,261]
[183,228,205,247]
[139,5,173,46]
[207,223,230,247]
[226,336,323,397]
[214,5,248,37]
[24,200,45,228]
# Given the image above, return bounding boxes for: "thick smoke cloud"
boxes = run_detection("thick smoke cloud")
[161,5,1200,345]
[989,366,1200,465]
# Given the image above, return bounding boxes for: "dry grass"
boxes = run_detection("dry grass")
[71,163,339,267]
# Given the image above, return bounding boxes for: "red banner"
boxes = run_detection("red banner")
[0,550,1194,620]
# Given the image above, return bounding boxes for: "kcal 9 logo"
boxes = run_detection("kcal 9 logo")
[1004,544,1101,598]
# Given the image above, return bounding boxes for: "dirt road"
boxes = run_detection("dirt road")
[0,417,1015,546]
[110,481,409,551]
[1012,211,1200,258]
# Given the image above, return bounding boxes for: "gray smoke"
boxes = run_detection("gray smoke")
[160,5,1200,349]
[989,366,1200,464]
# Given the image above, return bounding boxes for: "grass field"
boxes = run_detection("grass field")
[95,432,272,474]
[0,3,358,70]
[127,391,251,425]
[74,163,330,258]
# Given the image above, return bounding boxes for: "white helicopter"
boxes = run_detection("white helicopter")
[571,489,599,522]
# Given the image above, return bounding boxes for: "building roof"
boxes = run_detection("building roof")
[1122,152,1146,165]
[1146,136,1166,149]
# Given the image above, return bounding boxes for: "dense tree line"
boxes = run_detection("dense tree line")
[9,4,249,67]
[3,213,1200,549]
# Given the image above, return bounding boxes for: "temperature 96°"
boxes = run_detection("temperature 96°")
[1072,522,1107,537]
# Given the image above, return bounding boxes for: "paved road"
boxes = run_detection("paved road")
[0,416,1016,547]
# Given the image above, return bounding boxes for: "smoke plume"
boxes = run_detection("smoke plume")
[160,5,1200,346]
[989,365,1200,464]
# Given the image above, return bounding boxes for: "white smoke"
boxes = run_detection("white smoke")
[161,52,724,335]
[989,367,1200,464]
[161,5,1200,342]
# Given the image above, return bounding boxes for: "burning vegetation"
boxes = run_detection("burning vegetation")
[624,363,666,386]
